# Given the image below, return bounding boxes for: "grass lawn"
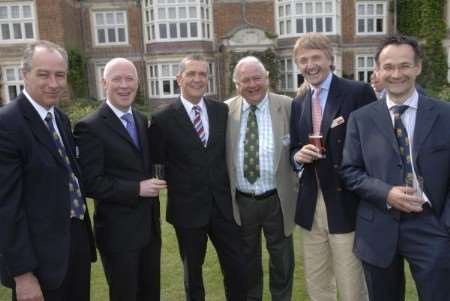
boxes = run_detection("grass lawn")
[0,193,419,301]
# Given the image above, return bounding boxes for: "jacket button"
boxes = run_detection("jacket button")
[337,187,342,192]
[333,164,339,169]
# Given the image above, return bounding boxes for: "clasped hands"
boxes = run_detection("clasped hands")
[387,186,424,213]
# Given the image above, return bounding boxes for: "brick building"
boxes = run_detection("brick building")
[0,0,449,109]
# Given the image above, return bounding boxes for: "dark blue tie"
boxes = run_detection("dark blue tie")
[121,113,140,148]
[392,105,413,180]
[45,112,86,220]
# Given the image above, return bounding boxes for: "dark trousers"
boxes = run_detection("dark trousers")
[237,192,294,301]
[174,204,247,301]
[100,233,161,301]
[363,205,450,301]
[13,219,92,301]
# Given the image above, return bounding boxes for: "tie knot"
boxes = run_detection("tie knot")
[392,105,409,116]
[121,113,133,123]
[250,105,258,113]
[45,112,53,122]
[193,105,201,113]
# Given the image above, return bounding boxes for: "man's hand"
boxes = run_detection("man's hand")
[14,272,44,301]
[139,178,167,197]
[387,186,424,213]
[294,144,323,164]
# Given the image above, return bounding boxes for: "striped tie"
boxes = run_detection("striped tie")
[312,87,322,133]
[193,105,207,147]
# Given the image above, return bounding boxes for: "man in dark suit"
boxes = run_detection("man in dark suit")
[341,36,450,301]
[74,58,166,301]
[0,40,95,301]
[290,33,376,301]
[149,55,246,301]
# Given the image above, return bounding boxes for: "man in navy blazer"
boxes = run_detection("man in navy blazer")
[290,33,376,301]
[0,41,95,301]
[341,36,450,301]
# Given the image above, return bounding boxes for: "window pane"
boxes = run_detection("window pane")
[287,75,293,89]
[145,11,149,22]
[159,24,167,38]
[367,19,374,32]
[296,19,303,33]
[118,28,126,42]
[376,4,383,15]
[179,7,187,18]
[108,28,116,42]
[161,65,169,76]
[163,80,171,95]
[358,71,364,82]
[6,69,15,80]
[98,29,105,43]
[23,5,32,18]
[367,57,374,67]
[169,23,177,38]
[180,22,187,37]
[279,6,284,17]
[158,8,166,19]
[296,3,302,14]
[325,17,332,32]
[116,12,125,24]
[358,57,364,68]
[316,18,323,32]
[25,23,33,39]
[358,4,364,15]
[172,64,179,76]
[96,13,104,25]
[358,19,364,32]
[189,7,197,18]
[306,18,313,32]
[106,13,114,24]
[0,7,7,19]
[279,21,284,35]
[325,2,332,13]
[285,20,291,34]
[190,22,197,37]
[169,7,176,19]
[305,3,313,14]
[376,18,383,32]
[367,4,374,15]
[11,6,20,18]
[315,2,322,14]
[201,7,204,18]
[285,4,291,16]
[8,86,19,100]
[1,24,10,39]
[174,80,179,94]
[13,23,22,39]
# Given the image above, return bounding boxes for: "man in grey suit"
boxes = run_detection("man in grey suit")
[226,56,298,301]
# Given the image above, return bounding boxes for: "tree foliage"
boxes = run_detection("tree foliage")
[67,47,87,98]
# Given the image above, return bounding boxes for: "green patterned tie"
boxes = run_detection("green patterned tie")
[244,105,259,184]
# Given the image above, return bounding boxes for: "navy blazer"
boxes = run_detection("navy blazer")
[341,96,450,267]
[0,94,95,289]
[290,74,377,233]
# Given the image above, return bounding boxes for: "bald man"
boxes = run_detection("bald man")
[74,58,166,301]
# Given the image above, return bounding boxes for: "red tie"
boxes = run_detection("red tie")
[312,87,322,133]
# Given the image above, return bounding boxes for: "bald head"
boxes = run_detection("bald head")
[103,58,138,80]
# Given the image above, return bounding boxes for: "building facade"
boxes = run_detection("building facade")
[0,0,446,109]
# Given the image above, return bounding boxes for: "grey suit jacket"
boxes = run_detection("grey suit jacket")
[226,92,298,236]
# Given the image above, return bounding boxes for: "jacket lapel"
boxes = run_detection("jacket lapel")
[413,96,438,163]
[321,75,343,139]
[173,98,205,147]
[134,109,149,167]
[268,93,283,171]
[370,99,400,155]
[18,95,66,168]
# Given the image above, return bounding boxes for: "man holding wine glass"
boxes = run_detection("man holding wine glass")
[290,33,376,301]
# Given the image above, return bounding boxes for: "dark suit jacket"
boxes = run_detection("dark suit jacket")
[149,97,233,228]
[341,96,450,268]
[0,94,95,289]
[290,74,377,233]
[74,103,160,253]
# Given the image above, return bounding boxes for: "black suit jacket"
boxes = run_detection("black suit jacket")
[290,74,377,233]
[74,103,160,253]
[149,98,233,228]
[0,94,95,289]
[341,96,450,267]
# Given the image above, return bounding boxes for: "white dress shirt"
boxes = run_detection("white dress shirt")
[106,99,134,130]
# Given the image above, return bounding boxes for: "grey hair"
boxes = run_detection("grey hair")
[232,56,268,84]
[178,54,208,76]
[22,40,68,72]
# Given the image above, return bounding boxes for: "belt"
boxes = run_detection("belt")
[236,189,277,200]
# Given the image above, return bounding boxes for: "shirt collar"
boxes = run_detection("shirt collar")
[386,90,419,111]
[106,99,133,120]
[242,93,269,112]
[23,89,55,121]
[309,72,333,94]
[180,95,206,113]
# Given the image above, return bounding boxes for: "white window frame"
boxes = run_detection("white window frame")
[93,10,129,46]
[142,0,213,42]
[95,65,106,100]
[355,55,375,83]
[147,61,216,98]
[0,1,37,43]
[276,0,340,37]
[1,65,23,103]
[279,57,297,92]
[355,1,386,35]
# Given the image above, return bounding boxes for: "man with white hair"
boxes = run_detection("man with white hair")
[226,56,298,301]
[74,58,166,301]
